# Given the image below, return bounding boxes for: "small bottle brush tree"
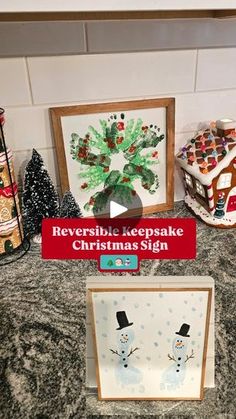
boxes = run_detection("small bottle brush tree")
[23,149,59,237]
[60,191,82,218]
[214,193,225,219]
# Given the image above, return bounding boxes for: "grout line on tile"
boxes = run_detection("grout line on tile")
[84,23,89,53]
[4,86,236,109]
[24,57,34,105]
[40,46,236,56]
[195,86,236,94]
[3,46,236,61]
[27,91,196,107]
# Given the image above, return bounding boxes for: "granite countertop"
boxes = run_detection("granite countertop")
[0,202,235,418]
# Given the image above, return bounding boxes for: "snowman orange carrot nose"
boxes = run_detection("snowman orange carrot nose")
[176,341,183,346]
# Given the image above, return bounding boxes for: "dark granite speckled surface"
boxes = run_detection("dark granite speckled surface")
[0,201,235,418]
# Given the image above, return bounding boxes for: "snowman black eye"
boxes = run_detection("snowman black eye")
[126,334,128,337]
[177,340,179,342]
[121,334,123,336]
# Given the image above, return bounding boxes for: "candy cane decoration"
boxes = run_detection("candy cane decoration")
[207,183,215,214]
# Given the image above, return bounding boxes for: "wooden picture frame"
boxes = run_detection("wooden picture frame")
[88,287,212,401]
[50,98,175,217]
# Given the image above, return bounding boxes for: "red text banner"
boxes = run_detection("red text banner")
[42,218,196,260]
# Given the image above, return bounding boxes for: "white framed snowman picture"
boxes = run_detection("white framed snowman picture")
[89,287,212,400]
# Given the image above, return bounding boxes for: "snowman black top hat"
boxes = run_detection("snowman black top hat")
[116,311,133,330]
[175,323,190,337]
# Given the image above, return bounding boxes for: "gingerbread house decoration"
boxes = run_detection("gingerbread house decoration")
[176,119,236,227]
[0,140,23,254]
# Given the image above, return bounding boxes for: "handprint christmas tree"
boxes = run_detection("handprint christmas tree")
[70,112,164,214]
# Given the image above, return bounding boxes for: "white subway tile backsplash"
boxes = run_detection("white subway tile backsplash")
[175,89,236,133]
[2,50,236,205]
[27,51,196,104]
[87,20,236,53]
[0,22,86,57]
[0,58,31,106]
[197,48,236,91]
[4,107,53,151]
[0,19,235,58]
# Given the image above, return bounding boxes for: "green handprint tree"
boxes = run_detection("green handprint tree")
[70,112,164,213]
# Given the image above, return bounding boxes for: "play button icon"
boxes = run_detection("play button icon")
[92,185,143,229]
[110,201,128,218]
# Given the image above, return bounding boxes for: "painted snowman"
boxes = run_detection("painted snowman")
[160,323,194,391]
[110,311,143,385]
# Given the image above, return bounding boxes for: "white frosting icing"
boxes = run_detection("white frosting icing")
[185,194,236,226]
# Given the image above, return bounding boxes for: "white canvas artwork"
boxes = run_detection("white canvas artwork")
[90,288,212,400]
[60,107,167,216]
